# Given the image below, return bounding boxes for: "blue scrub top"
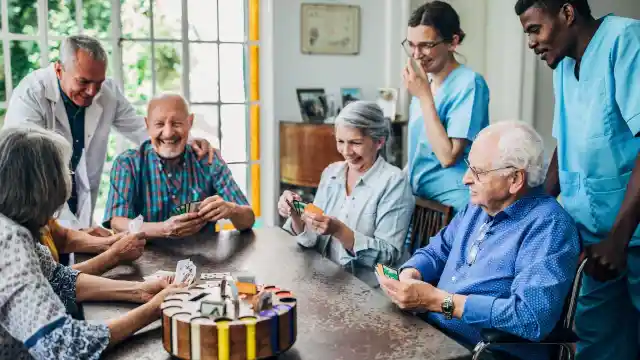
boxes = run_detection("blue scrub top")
[553,15,640,246]
[407,65,490,212]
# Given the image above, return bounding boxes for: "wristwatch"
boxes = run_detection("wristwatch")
[442,294,455,320]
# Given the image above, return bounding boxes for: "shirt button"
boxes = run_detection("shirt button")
[171,195,176,199]
[168,173,172,178]
[451,276,456,282]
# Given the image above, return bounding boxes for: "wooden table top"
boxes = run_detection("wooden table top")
[80,227,471,360]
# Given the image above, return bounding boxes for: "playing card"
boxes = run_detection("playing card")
[174,259,190,284]
[293,200,306,214]
[128,214,144,233]
[201,272,231,280]
[189,201,201,212]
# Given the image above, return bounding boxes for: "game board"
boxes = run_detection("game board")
[161,273,297,359]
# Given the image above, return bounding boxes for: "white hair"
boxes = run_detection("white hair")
[480,120,546,188]
[59,35,108,70]
[335,100,392,159]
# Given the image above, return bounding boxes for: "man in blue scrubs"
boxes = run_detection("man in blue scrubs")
[516,1,640,359]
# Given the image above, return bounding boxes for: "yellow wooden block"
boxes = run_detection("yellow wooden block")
[236,282,257,295]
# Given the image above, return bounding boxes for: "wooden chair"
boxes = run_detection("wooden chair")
[409,197,453,254]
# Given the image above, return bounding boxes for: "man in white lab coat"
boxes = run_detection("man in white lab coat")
[3,34,215,236]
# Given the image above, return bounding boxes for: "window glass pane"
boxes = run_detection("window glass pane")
[122,41,152,104]
[190,105,220,150]
[227,163,248,203]
[122,0,150,38]
[83,0,112,39]
[153,0,181,40]
[49,40,114,78]
[219,44,245,103]
[155,42,182,94]
[221,105,248,163]
[218,0,245,42]
[0,43,5,103]
[10,41,40,88]
[188,0,217,41]
[190,43,218,103]
[8,0,38,35]
[48,0,78,37]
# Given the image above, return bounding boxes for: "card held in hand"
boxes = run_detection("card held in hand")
[128,214,144,234]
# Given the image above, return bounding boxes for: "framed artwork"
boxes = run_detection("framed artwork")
[376,88,399,120]
[340,87,362,107]
[296,88,327,123]
[300,3,361,55]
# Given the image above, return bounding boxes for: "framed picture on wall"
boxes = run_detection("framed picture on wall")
[296,88,327,123]
[340,87,362,107]
[300,4,361,55]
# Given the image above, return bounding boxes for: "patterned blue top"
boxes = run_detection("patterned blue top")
[0,214,110,360]
[401,188,580,359]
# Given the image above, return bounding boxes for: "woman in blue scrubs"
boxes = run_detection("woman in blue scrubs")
[403,1,490,213]
[517,0,640,359]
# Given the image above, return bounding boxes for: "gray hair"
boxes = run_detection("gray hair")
[480,120,546,188]
[335,101,392,159]
[0,127,72,239]
[59,34,108,70]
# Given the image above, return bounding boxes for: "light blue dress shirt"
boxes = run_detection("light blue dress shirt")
[401,188,580,359]
[283,156,415,269]
[553,14,640,247]
[407,65,490,212]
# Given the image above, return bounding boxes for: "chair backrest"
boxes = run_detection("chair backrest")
[409,197,452,254]
[563,257,588,330]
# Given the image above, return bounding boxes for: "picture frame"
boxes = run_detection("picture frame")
[340,87,362,108]
[300,4,361,55]
[376,88,399,120]
[296,88,327,123]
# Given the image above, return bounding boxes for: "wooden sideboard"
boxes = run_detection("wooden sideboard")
[279,122,343,188]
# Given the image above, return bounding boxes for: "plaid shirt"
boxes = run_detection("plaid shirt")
[103,140,249,232]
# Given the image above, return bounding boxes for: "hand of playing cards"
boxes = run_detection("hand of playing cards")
[170,201,201,216]
[174,259,197,286]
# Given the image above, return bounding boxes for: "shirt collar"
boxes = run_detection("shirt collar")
[329,156,386,187]
[490,186,547,222]
[57,79,82,111]
[145,140,192,169]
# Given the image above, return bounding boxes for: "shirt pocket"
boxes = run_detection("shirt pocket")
[558,170,590,228]
[585,170,632,236]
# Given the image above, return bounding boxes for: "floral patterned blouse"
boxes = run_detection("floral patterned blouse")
[0,214,110,359]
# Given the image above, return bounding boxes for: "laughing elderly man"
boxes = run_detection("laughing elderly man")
[103,94,255,238]
[379,121,580,360]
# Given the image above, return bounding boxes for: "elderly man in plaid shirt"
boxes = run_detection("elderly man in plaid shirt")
[103,94,255,238]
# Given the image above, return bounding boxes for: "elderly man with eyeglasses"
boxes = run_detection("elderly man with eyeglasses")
[379,121,580,360]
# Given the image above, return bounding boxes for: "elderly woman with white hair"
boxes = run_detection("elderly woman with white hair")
[378,121,581,360]
[278,101,415,271]
[0,126,183,359]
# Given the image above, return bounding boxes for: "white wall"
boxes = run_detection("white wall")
[534,0,640,155]
[274,0,410,122]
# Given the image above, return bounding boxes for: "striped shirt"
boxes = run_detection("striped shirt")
[103,140,249,232]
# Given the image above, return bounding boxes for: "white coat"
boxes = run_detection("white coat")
[3,64,148,229]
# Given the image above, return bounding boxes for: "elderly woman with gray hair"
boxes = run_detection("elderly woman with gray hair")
[279,101,415,272]
[0,126,183,359]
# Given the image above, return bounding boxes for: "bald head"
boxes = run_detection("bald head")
[145,93,193,159]
[147,93,190,118]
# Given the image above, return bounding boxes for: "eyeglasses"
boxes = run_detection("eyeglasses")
[401,38,445,56]
[467,221,492,266]
[464,158,516,182]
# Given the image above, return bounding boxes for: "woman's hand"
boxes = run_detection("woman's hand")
[136,275,174,303]
[402,58,432,100]
[277,190,302,218]
[301,211,341,236]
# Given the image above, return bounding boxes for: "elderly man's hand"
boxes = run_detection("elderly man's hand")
[584,236,628,282]
[378,276,440,310]
[189,138,217,164]
[198,195,237,223]
[163,213,207,238]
